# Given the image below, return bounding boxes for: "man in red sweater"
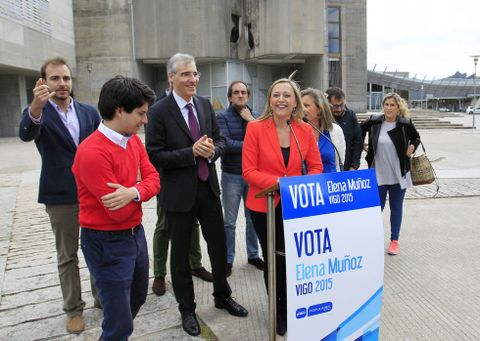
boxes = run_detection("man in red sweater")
[72,76,159,340]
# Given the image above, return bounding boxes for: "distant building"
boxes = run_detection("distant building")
[0,0,367,137]
[367,69,480,112]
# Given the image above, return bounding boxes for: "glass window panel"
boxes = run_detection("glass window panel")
[196,65,210,97]
[328,23,339,39]
[328,39,340,53]
[246,64,257,82]
[211,86,227,112]
[212,63,226,86]
[228,62,243,82]
[328,7,339,22]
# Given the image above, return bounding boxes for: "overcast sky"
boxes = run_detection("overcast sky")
[367,0,480,80]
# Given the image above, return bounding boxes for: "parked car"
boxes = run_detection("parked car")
[466,106,474,114]
[439,107,450,112]
[474,107,480,114]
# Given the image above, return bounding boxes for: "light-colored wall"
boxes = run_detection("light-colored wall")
[73,0,137,105]
[0,0,76,136]
[254,0,326,57]
[0,0,76,73]
[133,0,233,60]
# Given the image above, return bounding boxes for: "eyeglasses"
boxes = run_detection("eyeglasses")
[177,71,201,79]
[330,104,344,109]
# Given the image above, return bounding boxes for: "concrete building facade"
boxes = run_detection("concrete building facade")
[0,0,76,137]
[0,0,367,137]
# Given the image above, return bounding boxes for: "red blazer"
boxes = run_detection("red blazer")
[242,117,323,213]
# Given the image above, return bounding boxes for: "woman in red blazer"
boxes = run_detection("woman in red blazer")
[242,78,323,335]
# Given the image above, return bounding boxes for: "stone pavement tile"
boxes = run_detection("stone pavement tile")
[380,197,480,340]
[0,278,97,311]
[143,193,272,341]
[2,285,66,309]
[4,262,57,279]
[0,306,103,340]
[0,173,21,187]
[2,267,93,296]
[0,297,65,328]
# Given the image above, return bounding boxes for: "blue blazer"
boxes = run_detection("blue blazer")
[19,101,100,204]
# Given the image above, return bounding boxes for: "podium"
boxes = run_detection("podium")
[255,183,280,341]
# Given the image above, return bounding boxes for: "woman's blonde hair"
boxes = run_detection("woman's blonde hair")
[258,78,305,123]
[382,92,410,118]
[301,88,334,131]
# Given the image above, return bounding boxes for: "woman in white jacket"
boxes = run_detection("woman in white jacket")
[301,88,346,172]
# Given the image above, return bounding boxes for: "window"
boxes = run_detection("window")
[0,0,51,34]
[329,60,341,88]
[328,7,341,87]
[327,7,340,55]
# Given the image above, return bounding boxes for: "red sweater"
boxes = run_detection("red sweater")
[72,131,160,231]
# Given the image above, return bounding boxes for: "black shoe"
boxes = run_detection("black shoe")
[214,297,248,317]
[192,267,213,282]
[152,276,166,296]
[226,263,232,277]
[248,257,265,270]
[180,311,200,336]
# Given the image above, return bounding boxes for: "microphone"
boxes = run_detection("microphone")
[302,117,344,171]
[286,119,307,175]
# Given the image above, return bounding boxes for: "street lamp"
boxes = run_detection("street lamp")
[471,55,479,128]
[420,85,424,111]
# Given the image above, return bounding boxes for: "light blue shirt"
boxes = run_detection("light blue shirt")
[29,98,80,146]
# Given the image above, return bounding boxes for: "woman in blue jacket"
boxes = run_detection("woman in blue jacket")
[301,88,346,172]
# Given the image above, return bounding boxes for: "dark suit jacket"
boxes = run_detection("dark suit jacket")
[146,94,225,212]
[19,101,101,204]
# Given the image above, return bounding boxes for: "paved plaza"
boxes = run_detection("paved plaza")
[1,113,480,340]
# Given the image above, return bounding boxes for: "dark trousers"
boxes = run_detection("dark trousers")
[166,181,231,312]
[250,204,287,319]
[81,225,149,341]
[153,202,203,277]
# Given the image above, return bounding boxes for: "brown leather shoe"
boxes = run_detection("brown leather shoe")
[191,267,213,282]
[66,315,85,334]
[152,276,166,296]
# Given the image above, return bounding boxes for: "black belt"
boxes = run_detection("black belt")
[86,225,141,235]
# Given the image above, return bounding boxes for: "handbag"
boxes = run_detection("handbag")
[410,141,439,192]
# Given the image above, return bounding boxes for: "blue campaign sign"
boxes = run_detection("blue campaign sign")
[279,169,380,220]
[279,169,384,341]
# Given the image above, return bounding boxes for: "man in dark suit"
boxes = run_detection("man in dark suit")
[146,53,248,337]
[151,81,212,298]
[19,57,100,334]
